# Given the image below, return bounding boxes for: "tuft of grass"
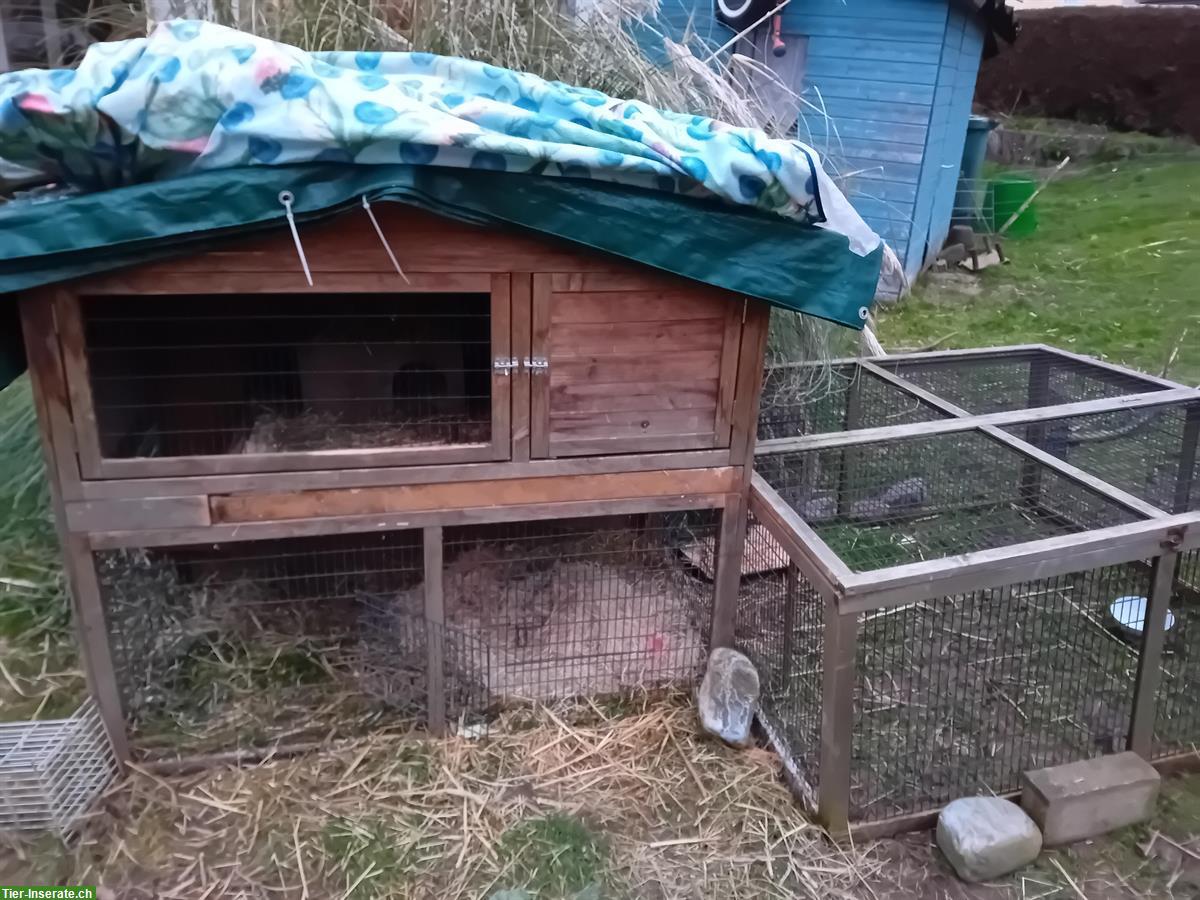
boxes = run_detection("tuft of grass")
[496,814,607,898]
[879,151,1200,386]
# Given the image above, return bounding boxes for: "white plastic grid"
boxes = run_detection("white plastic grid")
[0,699,118,836]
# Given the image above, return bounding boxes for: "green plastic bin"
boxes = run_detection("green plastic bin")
[988,175,1039,237]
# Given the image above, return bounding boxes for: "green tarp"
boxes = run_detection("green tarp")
[0,164,882,388]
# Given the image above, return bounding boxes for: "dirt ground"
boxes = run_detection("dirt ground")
[2,697,1198,899]
[976,9,1200,142]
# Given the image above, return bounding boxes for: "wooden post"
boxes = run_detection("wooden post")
[1174,404,1200,514]
[1019,353,1052,507]
[21,294,130,760]
[0,6,11,72]
[423,525,447,736]
[1128,551,1178,757]
[836,369,863,517]
[817,599,858,835]
[710,496,749,648]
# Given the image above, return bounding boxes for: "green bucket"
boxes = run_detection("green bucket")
[988,176,1039,237]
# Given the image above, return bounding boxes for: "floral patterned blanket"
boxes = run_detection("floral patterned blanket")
[0,20,879,256]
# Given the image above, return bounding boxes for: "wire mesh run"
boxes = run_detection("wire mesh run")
[0,699,119,836]
[1154,550,1200,758]
[1002,398,1200,515]
[442,513,718,701]
[83,293,494,458]
[734,516,823,811]
[96,530,489,757]
[756,431,1144,572]
[852,563,1149,821]
[875,348,1171,416]
[757,363,949,442]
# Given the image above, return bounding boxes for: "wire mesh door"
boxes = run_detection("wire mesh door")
[59,280,513,477]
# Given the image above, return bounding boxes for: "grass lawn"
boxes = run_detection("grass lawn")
[877,154,1200,386]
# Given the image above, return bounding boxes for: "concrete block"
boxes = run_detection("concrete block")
[937,797,1042,883]
[1021,752,1160,847]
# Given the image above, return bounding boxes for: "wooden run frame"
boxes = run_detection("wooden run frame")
[748,345,1200,837]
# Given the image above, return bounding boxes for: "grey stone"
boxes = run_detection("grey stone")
[937,797,1042,883]
[1022,752,1160,847]
[850,477,929,519]
[697,648,760,748]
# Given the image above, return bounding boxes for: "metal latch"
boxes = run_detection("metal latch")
[524,356,549,374]
[493,356,518,375]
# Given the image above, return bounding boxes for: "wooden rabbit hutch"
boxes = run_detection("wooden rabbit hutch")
[18,202,770,763]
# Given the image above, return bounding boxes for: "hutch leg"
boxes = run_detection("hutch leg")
[424,525,447,736]
[710,495,749,648]
[836,373,863,518]
[817,599,858,835]
[1128,551,1178,757]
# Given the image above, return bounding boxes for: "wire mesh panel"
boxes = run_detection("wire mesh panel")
[877,348,1170,415]
[96,530,489,758]
[1153,551,1200,758]
[852,563,1150,821]
[82,292,494,459]
[1002,398,1200,515]
[756,432,1144,572]
[757,363,949,442]
[734,516,823,810]
[442,513,718,702]
[0,700,119,836]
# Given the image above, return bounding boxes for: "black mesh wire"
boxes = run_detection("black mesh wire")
[852,563,1150,821]
[83,293,494,458]
[441,513,718,702]
[734,516,823,808]
[1154,550,1200,758]
[878,349,1168,415]
[1003,399,1200,514]
[756,432,1144,573]
[756,363,949,441]
[95,531,489,757]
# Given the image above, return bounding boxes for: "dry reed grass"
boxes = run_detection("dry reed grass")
[2,694,880,899]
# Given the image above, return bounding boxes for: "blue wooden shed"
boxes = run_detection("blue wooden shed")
[650,0,1003,287]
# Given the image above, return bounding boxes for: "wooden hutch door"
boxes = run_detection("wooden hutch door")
[528,273,743,458]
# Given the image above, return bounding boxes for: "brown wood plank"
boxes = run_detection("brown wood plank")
[710,496,750,647]
[1128,551,1179,756]
[65,496,210,533]
[211,467,737,523]
[78,451,733,499]
[549,291,727,325]
[546,432,720,457]
[729,299,771,465]
[80,272,495,295]
[92,442,497,479]
[549,409,717,441]
[713,299,744,449]
[510,272,533,463]
[90,493,728,550]
[423,525,447,735]
[52,292,105,479]
[490,274,512,463]
[529,275,553,458]
[818,603,858,836]
[19,293,84,500]
[549,350,722,385]
[548,318,724,357]
[550,272,693,293]
[548,379,719,414]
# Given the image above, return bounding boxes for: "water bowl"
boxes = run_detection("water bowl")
[1108,595,1175,641]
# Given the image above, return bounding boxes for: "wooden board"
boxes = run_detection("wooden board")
[531,275,743,458]
[681,522,788,580]
[210,467,738,523]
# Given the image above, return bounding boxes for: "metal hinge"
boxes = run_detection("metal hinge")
[523,356,549,374]
[493,356,518,375]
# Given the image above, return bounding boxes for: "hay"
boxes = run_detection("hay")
[237,410,491,454]
[444,552,706,700]
[5,695,880,899]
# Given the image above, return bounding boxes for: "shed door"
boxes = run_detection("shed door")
[529,273,743,458]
